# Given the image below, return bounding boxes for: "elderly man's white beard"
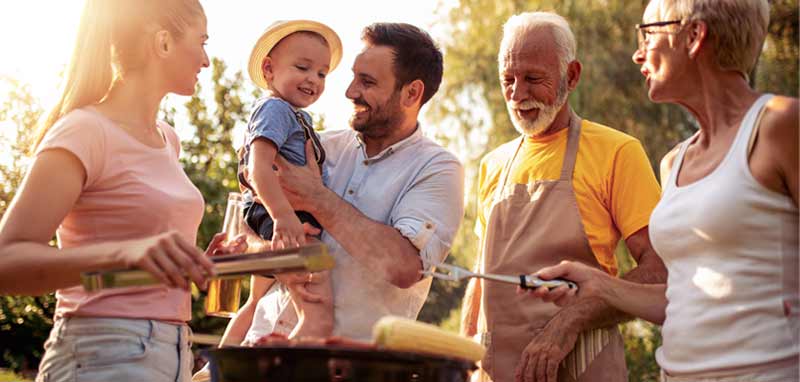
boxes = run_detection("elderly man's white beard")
[507,79,569,137]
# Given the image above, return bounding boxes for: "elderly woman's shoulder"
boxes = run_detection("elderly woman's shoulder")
[763,96,798,127]
[760,96,798,143]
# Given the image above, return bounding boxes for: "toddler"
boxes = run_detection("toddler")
[238,19,342,341]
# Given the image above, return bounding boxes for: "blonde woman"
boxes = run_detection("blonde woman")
[0,1,233,381]
[526,1,798,381]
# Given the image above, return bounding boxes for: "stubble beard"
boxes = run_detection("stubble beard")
[349,91,403,139]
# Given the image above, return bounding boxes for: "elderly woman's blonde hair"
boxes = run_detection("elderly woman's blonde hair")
[653,0,769,78]
[499,12,577,73]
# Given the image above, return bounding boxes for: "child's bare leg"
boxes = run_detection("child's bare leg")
[284,236,333,338]
[288,269,333,338]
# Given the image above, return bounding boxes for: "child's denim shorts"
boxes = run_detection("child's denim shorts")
[244,200,322,241]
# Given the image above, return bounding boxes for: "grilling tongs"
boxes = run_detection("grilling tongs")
[81,243,333,292]
[421,262,577,290]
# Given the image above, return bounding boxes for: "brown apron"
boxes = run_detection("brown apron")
[474,113,627,382]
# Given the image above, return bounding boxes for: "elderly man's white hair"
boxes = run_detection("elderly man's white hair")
[499,12,577,72]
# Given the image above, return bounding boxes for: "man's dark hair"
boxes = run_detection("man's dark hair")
[361,22,443,106]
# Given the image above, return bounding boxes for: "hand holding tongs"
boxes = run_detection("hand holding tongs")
[421,262,577,290]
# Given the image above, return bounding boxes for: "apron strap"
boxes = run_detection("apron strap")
[497,137,524,192]
[294,111,326,166]
[559,112,582,181]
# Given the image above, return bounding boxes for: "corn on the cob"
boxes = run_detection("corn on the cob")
[372,316,486,362]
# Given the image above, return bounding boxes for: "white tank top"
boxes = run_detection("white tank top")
[650,94,799,375]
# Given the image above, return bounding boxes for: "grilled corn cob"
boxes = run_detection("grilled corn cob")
[372,316,485,362]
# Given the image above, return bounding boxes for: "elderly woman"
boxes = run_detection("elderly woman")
[528,0,798,381]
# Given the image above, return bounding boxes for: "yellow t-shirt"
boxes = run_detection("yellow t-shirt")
[476,119,661,274]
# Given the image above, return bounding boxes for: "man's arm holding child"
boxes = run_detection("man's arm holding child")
[311,192,423,288]
[275,144,464,289]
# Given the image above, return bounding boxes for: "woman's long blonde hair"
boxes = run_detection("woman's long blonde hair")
[31,0,205,152]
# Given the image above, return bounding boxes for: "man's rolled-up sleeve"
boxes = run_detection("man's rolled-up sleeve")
[391,153,465,270]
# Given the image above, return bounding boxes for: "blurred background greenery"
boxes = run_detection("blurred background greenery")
[1,0,797,380]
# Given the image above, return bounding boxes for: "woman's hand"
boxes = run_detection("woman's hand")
[199,232,248,291]
[518,261,608,307]
[522,260,670,324]
[205,232,248,257]
[118,230,215,290]
[272,215,306,250]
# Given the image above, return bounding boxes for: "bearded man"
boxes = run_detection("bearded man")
[460,12,666,382]
[262,22,465,341]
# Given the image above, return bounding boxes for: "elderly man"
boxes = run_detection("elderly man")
[460,12,665,382]
[219,22,464,345]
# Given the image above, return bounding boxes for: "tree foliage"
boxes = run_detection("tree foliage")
[0,78,55,372]
[0,78,38,217]
[178,58,258,335]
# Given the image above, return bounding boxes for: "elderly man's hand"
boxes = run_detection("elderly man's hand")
[274,141,324,212]
[514,317,579,382]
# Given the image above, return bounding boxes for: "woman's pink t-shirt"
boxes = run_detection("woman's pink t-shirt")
[36,108,204,322]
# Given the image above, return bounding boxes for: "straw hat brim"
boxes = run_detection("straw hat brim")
[248,20,343,91]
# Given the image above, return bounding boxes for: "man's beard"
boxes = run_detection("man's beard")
[349,90,403,139]
[507,76,569,137]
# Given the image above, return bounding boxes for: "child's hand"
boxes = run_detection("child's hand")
[272,215,306,250]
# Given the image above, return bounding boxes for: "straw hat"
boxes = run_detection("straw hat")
[247,20,343,91]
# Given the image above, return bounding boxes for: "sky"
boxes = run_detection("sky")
[0,0,455,143]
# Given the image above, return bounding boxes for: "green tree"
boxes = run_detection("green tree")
[180,58,248,249]
[177,57,261,335]
[756,0,799,95]
[0,77,55,373]
[0,78,39,216]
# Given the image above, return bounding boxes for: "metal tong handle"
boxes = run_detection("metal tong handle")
[80,244,332,291]
[473,272,576,290]
[425,262,577,290]
[519,275,577,290]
